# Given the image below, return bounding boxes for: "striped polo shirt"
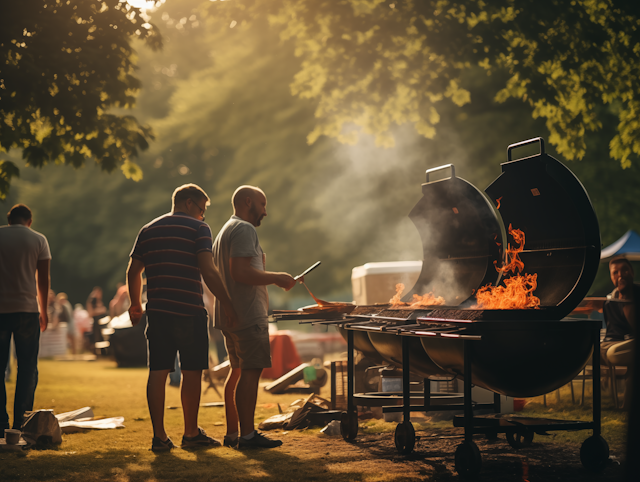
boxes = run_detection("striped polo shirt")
[130,212,213,317]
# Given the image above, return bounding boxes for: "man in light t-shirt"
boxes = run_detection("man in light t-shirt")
[213,185,296,449]
[0,204,51,436]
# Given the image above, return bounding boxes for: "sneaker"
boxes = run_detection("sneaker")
[223,437,238,448]
[237,431,283,449]
[151,436,175,452]
[181,427,222,449]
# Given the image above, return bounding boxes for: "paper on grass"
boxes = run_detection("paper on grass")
[54,407,125,432]
[55,407,94,422]
[59,417,125,430]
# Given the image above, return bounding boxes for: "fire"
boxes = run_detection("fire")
[389,283,446,308]
[496,197,502,209]
[474,224,540,310]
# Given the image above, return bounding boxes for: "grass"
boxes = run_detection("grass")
[1,359,629,481]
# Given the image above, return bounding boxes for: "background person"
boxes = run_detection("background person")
[602,257,636,409]
[602,257,636,366]
[0,204,50,436]
[127,183,238,452]
[86,286,107,351]
[109,282,130,318]
[213,185,297,449]
[56,293,76,354]
[73,303,92,352]
[47,289,58,329]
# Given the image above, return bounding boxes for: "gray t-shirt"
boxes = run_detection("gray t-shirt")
[0,224,51,313]
[212,215,269,332]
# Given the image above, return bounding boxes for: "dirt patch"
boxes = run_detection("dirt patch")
[279,426,625,481]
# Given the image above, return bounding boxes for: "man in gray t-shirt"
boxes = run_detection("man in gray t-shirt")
[212,185,296,449]
[0,204,51,435]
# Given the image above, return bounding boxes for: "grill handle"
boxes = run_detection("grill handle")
[507,137,545,161]
[426,164,455,183]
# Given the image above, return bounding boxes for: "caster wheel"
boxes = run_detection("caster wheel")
[506,429,534,449]
[580,435,609,472]
[485,430,499,441]
[340,411,358,441]
[394,421,416,454]
[455,440,482,478]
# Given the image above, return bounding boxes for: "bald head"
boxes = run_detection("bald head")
[232,186,265,209]
[232,185,267,227]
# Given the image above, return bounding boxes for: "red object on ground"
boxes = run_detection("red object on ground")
[513,399,527,411]
[262,331,302,379]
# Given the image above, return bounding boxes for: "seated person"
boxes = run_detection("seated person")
[602,256,636,370]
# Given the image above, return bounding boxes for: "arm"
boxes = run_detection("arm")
[126,258,145,326]
[230,257,296,291]
[197,251,239,328]
[36,259,50,332]
[86,293,95,317]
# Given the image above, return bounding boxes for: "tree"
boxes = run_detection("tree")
[210,0,640,167]
[5,0,575,303]
[0,0,162,199]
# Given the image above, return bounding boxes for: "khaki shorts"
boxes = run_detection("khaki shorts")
[223,324,271,370]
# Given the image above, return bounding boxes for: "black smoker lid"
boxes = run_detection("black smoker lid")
[406,164,504,305]
[484,138,601,319]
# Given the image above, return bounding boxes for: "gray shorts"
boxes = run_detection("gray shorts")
[223,324,271,370]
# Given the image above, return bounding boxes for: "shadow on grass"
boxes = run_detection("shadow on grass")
[194,446,365,482]
[0,445,368,482]
[347,428,626,482]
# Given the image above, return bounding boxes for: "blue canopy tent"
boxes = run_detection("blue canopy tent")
[600,229,640,261]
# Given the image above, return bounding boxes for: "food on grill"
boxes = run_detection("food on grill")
[299,282,355,313]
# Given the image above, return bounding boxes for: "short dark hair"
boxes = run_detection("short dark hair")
[172,184,210,209]
[609,256,633,272]
[7,204,32,224]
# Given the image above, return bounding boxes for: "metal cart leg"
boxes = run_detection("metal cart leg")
[340,329,358,441]
[455,340,482,477]
[394,335,415,454]
[580,327,609,472]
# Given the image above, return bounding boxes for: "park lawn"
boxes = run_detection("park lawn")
[0,359,628,481]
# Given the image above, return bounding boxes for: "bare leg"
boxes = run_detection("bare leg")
[147,369,170,439]
[181,370,203,438]
[224,368,241,436]
[235,368,262,436]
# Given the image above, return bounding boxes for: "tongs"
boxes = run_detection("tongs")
[294,261,321,281]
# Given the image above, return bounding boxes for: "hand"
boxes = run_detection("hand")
[129,305,144,326]
[40,311,48,332]
[275,273,297,292]
[223,303,239,329]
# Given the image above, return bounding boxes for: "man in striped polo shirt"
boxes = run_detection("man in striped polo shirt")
[127,184,238,452]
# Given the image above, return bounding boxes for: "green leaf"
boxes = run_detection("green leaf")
[0,160,20,200]
[120,160,143,182]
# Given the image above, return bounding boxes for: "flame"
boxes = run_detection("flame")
[496,196,502,209]
[390,283,406,305]
[389,283,446,308]
[474,224,540,310]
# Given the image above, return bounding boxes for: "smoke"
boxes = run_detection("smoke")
[306,125,474,301]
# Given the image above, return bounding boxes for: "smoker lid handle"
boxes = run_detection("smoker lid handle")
[426,164,455,183]
[507,137,545,162]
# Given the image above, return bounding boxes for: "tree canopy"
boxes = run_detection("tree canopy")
[0,0,162,198]
[4,0,640,303]
[211,0,640,166]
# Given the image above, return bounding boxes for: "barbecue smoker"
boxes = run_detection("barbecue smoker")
[273,138,610,477]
